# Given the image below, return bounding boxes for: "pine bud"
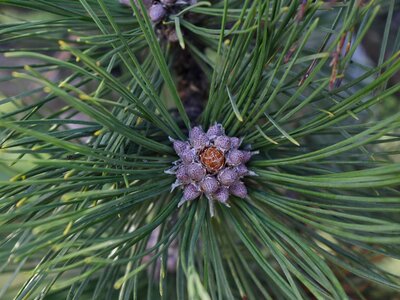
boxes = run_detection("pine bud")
[187,163,206,182]
[200,176,219,194]
[217,168,237,186]
[242,150,259,163]
[181,148,196,164]
[214,136,231,151]
[169,123,254,214]
[189,126,204,141]
[226,149,244,166]
[229,181,248,198]
[230,137,241,149]
[214,187,229,204]
[192,133,209,151]
[236,164,249,177]
[172,139,189,156]
[206,123,224,139]
[179,184,201,206]
[176,166,190,184]
[149,4,166,23]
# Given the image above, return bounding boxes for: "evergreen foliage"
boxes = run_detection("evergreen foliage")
[0,0,399,299]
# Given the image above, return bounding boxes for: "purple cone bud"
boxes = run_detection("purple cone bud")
[189,126,204,141]
[187,163,206,182]
[217,168,237,186]
[229,181,248,198]
[149,4,166,23]
[226,149,244,166]
[172,139,189,156]
[242,150,258,163]
[200,176,219,194]
[206,123,224,138]
[236,164,249,177]
[214,187,229,203]
[176,166,190,184]
[230,137,241,149]
[214,136,231,151]
[192,133,209,151]
[179,184,201,206]
[181,148,196,164]
[242,151,252,163]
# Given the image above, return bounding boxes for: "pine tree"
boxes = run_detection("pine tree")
[0,0,400,299]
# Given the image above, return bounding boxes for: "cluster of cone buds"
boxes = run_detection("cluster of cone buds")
[119,0,197,23]
[167,124,257,215]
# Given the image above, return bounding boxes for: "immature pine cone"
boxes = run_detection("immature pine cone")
[167,124,257,216]
[119,0,197,24]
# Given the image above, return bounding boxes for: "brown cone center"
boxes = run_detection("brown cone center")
[200,147,225,173]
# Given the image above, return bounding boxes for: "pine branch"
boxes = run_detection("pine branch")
[0,0,400,299]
